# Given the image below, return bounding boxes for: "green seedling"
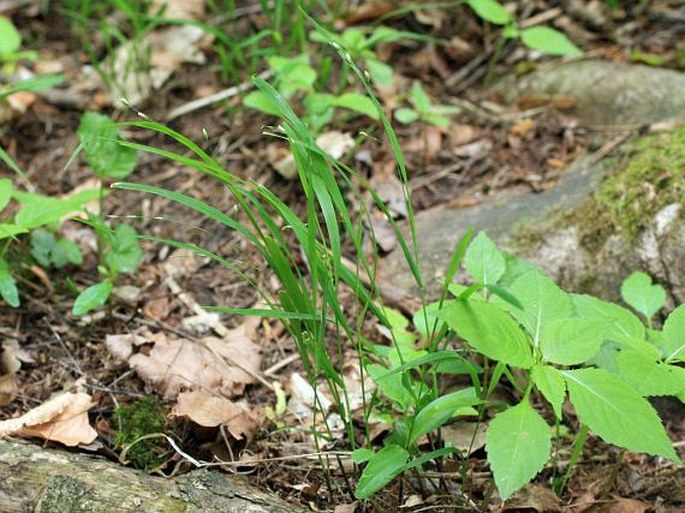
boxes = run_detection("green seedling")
[310,26,429,88]
[394,81,461,127]
[71,112,141,316]
[0,15,37,73]
[0,176,98,307]
[107,15,681,506]
[30,229,82,269]
[465,0,582,57]
[243,54,378,132]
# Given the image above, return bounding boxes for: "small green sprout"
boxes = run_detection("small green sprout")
[394,81,460,127]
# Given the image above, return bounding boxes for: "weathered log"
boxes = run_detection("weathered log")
[0,439,306,513]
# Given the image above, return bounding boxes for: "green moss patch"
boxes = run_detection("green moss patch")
[114,396,167,471]
[572,128,685,251]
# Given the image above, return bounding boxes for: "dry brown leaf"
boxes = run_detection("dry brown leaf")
[370,158,407,218]
[0,340,30,406]
[105,25,210,105]
[581,498,651,513]
[442,422,487,455]
[502,484,561,512]
[344,1,393,25]
[172,390,259,440]
[128,318,262,400]
[511,118,536,137]
[0,392,97,446]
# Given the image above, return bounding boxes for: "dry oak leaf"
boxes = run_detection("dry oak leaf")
[128,317,262,400]
[0,392,97,446]
[172,390,259,440]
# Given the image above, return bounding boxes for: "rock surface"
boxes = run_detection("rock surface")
[379,61,685,306]
[498,59,685,127]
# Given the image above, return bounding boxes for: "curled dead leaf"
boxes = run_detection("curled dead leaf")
[172,390,259,440]
[128,318,262,400]
[0,392,97,446]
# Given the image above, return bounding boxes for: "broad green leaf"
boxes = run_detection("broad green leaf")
[662,304,685,363]
[0,258,19,307]
[394,107,419,124]
[0,16,21,55]
[531,365,566,420]
[409,388,482,445]
[72,280,113,316]
[464,231,506,286]
[328,92,380,119]
[504,267,573,347]
[243,91,280,116]
[466,0,512,25]
[563,368,679,462]
[14,189,100,229]
[364,58,394,87]
[422,114,451,127]
[540,317,604,365]
[104,224,143,274]
[616,350,685,397]
[485,400,551,500]
[440,299,534,369]
[410,81,432,113]
[351,448,374,464]
[0,223,27,240]
[520,26,583,57]
[0,178,12,212]
[620,271,666,321]
[77,112,137,179]
[355,444,409,499]
[571,293,657,357]
[413,301,444,337]
[366,363,414,410]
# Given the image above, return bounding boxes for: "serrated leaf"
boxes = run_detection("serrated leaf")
[504,267,573,347]
[616,350,685,397]
[532,365,566,420]
[440,299,534,369]
[394,107,420,124]
[486,400,551,500]
[0,258,19,307]
[466,0,512,25]
[572,293,658,357]
[662,305,685,363]
[77,112,137,179]
[563,368,679,462]
[464,231,506,286]
[104,224,142,274]
[410,388,482,445]
[540,317,604,365]
[72,280,113,316]
[520,26,583,57]
[621,271,666,321]
[355,444,409,499]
